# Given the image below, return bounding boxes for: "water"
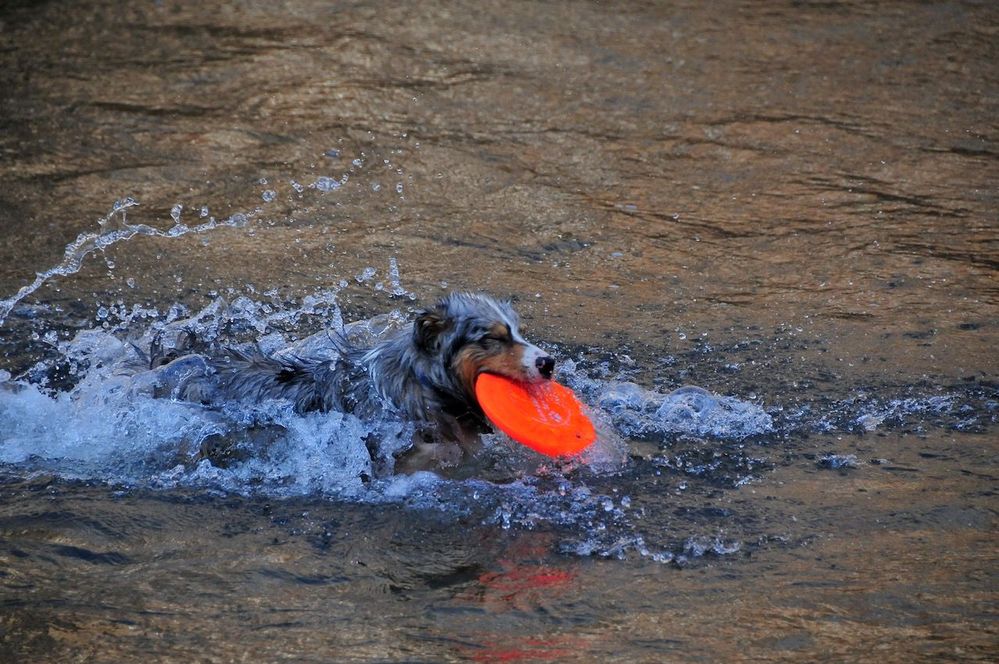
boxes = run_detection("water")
[1,1,997,661]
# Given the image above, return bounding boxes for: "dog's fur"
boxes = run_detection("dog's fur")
[149,292,554,471]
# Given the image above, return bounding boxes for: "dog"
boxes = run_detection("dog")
[144,292,556,474]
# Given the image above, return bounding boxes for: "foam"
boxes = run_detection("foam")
[561,362,775,442]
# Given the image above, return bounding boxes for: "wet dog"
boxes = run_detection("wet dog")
[147,292,555,473]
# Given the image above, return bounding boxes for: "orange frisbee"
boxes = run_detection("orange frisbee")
[475,373,596,457]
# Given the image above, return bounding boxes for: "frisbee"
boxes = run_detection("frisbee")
[475,373,596,457]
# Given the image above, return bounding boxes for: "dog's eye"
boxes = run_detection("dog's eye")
[478,324,513,346]
[478,332,510,346]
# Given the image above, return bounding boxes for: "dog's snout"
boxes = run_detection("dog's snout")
[535,356,555,379]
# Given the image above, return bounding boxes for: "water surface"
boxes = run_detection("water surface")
[1,1,996,661]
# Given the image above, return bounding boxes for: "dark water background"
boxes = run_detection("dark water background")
[1,1,996,661]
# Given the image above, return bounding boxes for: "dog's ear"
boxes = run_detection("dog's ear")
[413,307,449,352]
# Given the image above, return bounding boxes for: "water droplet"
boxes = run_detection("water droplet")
[110,197,139,217]
[313,176,341,193]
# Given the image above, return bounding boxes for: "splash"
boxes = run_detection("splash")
[0,198,251,326]
[562,365,775,442]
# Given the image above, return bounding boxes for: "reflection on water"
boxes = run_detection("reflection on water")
[1,0,996,661]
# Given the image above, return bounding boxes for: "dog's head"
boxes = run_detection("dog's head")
[413,292,555,398]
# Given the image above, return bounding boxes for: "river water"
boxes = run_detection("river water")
[0,1,996,661]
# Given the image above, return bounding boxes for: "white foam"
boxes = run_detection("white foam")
[559,360,774,441]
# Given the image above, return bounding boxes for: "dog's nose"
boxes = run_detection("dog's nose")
[535,356,555,379]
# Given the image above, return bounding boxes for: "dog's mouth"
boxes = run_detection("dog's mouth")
[478,370,547,387]
[477,356,554,388]
[453,335,556,404]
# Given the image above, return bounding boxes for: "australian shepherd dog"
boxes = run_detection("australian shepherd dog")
[147,292,555,473]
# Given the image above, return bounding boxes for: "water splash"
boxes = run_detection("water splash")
[0,198,250,326]
[387,257,417,300]
[563,365,774,442]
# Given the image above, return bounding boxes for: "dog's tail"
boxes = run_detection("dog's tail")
[214,346,340,413]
